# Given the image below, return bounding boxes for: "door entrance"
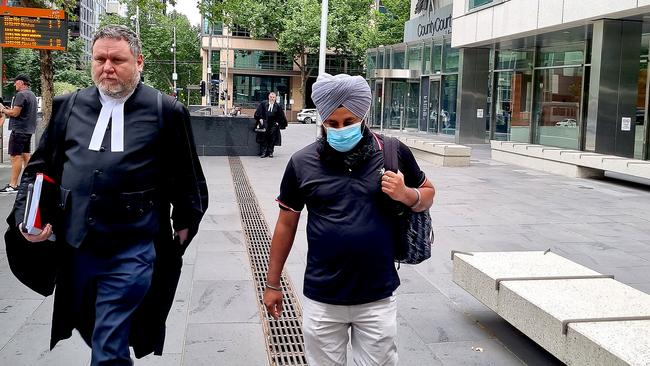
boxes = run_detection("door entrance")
[428,79,441,133]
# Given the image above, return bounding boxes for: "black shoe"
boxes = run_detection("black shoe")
[268,154,274,158]
[260,155,267,158]
[0,184,18,193]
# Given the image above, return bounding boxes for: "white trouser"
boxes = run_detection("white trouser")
[302,295,398,366]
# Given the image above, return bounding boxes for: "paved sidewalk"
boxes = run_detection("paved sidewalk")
[1,124,649,365]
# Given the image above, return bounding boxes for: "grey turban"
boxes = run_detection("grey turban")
[311,73,371,121]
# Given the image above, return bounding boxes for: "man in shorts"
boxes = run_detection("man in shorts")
[0,74,38,193]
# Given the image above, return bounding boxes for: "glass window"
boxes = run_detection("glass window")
[423,45,432,74]
[537,44,584,67]
[367,53,377,77]
[408,46,422,72]
[495,49,533,70]
[391,49,405,69]
[635,34,649,159]
[533,67,583,149]
[405,81,420,129]
[276,53,293,71]
[442,39,458,73]
[231,25,251,37]
[385,81,407,129]
[440,75,458,135]
[469,0,492,10]
[494,70,533,142]
[433,44,442,74]
[233,75,291,109]
[210,52,220,70]
[377,49,385,69]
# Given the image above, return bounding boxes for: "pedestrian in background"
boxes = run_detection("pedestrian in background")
[0,74,38,194]
[263,73,435,365]
[6,24,208,365]
[254,92,287,158]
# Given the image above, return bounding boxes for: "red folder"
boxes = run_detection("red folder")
[23,173,57,240]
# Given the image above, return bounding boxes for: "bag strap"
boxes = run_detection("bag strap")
[382,135,399,173]
[157,92,163,129]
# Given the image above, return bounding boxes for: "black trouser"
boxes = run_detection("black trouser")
[262,124,278,156]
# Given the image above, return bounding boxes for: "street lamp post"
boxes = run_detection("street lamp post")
[316,0,328,138]
[172,24,177,96]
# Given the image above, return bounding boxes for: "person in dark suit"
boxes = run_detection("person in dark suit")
[254,92,287,158]
[6,25,208,365]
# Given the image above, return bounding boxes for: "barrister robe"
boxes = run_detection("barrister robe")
[4,83,208,358]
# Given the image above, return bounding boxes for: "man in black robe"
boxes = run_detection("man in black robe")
[254,92,287,158]
[5,25,208,365]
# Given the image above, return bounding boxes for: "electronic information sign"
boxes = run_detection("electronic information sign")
[0,6,67,51]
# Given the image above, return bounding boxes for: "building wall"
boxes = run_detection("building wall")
[452,0,650,47]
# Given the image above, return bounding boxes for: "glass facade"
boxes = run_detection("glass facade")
[234,50,292,71]
[233,75,290,109]
[469,0,492,10]
[367,37,459,134]
[365,16,650,161]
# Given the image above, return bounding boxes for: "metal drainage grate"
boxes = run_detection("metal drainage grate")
[229,157,308,366]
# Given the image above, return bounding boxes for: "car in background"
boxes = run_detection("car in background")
[297,108,318,124]
[555,118,577,128]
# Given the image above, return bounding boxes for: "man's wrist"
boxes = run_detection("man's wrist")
[266,282,282,291]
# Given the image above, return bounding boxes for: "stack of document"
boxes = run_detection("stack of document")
[23,173,57,241]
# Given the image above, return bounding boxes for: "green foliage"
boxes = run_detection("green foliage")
[53,37,93,88]
[100,5,203,102]
[54,81,78,96]
[361,0,410,49]
[2,48,40,97]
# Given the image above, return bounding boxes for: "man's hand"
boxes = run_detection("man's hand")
[19,223,53,242]
[381,170,409,202]
[263,287,283,320]
[175,228,189,245]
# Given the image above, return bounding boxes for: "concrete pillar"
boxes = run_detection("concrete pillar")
[456,48,490,144]
[586,20,642,157]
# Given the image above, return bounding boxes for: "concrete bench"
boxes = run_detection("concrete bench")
[382,133,471,167]
[452,250,650,366]
[491,140,650,179]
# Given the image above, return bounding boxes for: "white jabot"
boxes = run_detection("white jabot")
[89,89,134,152]
[268,103,273,112]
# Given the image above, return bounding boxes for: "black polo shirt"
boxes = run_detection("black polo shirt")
[277,135,426,305]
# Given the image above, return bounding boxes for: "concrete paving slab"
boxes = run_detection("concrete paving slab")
[183,323,268,366]
[396,315,444,366]
[397,293,491,344]
[193,251,253,281]
[0,299,43,347]
[134,353,181,366]
[199,214,243,231]
[0,324,89,366]
[195,230,247,252]
[427,339,526,366]
[188,280,260,324]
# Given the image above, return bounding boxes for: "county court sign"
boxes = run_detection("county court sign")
[403,5,452,43]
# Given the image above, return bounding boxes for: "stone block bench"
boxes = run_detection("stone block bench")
[382,133,471,167]
[491,140,650,179]
[452,250,650,366]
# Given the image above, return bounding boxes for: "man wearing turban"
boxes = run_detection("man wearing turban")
[263,73,435,365]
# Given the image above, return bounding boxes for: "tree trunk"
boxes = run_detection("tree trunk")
[39,50,54,126]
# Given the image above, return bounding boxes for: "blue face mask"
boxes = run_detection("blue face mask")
[326,122,363,152]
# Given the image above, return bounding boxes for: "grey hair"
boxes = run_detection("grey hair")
[92,24,142,57]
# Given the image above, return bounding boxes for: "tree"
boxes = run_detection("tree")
[200,0,373,106]
[100,3,202,104]
[361,0,410,50]
[53,36,92,89]
[13,0,79,125]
